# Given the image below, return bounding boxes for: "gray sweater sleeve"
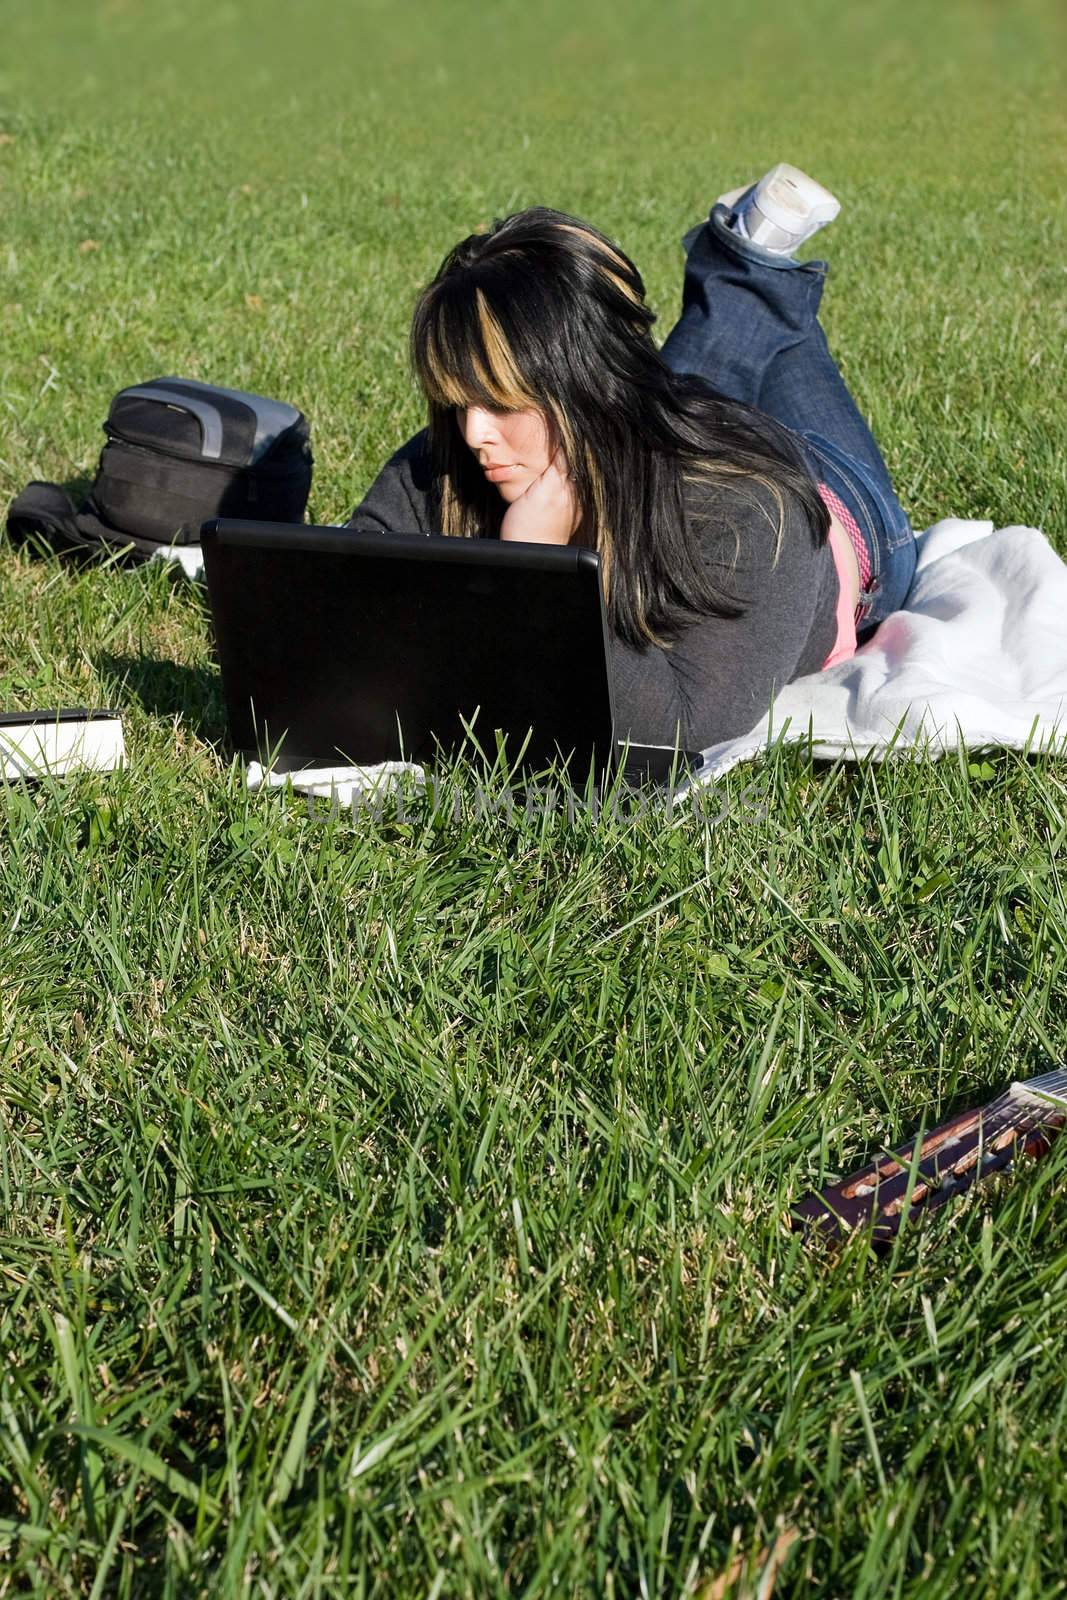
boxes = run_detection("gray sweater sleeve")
[345,430,436,534]
[609,479,839,750]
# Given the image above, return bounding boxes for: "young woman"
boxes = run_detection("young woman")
[347,164,918,750]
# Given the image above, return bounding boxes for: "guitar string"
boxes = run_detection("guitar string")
[837,1088,1064,1207]
[804,1070,1067,1226]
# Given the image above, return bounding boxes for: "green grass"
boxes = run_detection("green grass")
[2,1,1067,1593]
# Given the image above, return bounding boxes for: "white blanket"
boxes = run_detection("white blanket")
[243,517,1067,806]
[150,543,206,582]
[687,517,1067,787]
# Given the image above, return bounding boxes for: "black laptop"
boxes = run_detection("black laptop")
[201,519,700,785]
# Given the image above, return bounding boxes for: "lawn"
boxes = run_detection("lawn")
[1,1,1067,1594]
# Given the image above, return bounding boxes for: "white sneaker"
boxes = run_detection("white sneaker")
[717,164,840,256]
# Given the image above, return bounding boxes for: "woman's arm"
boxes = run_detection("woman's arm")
[345,430,436,534]
[609,480,839,750]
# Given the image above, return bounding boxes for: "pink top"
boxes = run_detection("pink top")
[817,484,870,670]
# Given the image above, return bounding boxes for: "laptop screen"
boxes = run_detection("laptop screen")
[201,519,617,775]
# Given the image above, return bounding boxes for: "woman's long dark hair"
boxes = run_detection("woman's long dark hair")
[411,206,830,648]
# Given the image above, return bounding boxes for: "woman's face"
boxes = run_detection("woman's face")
[457,405,553,502]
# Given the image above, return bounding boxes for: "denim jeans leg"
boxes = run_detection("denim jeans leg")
[660,204,917,632]
[660,205,827,410]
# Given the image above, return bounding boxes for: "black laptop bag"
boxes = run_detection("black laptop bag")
[8,378,312,560]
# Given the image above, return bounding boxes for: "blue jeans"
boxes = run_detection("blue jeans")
[660,203,917,639]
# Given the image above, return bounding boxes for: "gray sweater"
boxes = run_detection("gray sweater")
[347,431,839,749]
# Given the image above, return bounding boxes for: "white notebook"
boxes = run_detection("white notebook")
[0,710,125,779]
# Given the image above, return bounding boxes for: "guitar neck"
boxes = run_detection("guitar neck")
[793,1069,1067,1245]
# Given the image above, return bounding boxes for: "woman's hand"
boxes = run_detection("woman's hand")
[499,451,580,545]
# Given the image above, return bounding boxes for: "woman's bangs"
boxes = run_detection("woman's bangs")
[416,285,536,412]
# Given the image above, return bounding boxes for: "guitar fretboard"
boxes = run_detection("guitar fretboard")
[793,1067,1067,1243]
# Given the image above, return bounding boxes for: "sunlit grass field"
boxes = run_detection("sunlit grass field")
[1,1,1067,1594]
